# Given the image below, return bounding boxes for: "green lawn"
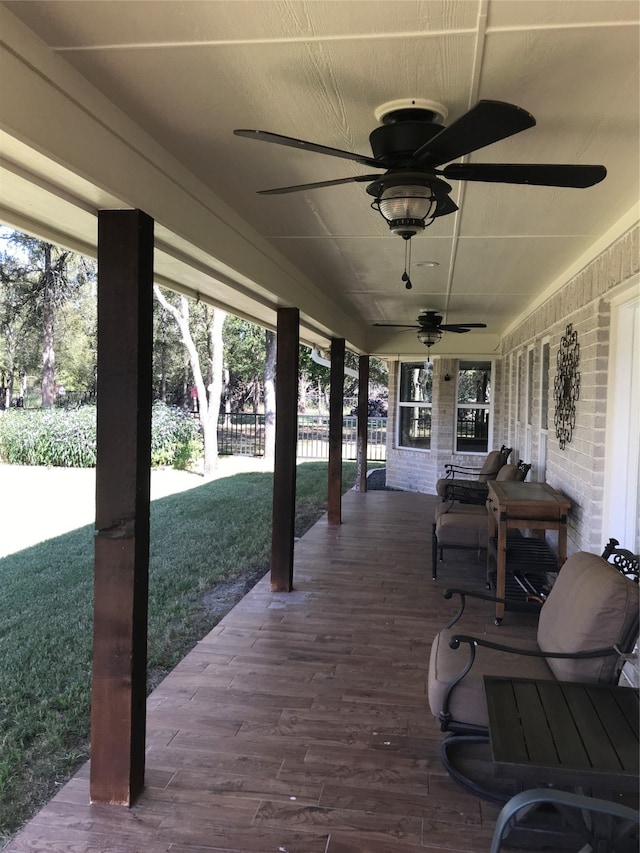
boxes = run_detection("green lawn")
[0,460,361,843]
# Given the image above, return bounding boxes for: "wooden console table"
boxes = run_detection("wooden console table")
[487,481,571,623]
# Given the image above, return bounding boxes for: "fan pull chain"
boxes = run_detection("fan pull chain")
[402,238,413,290]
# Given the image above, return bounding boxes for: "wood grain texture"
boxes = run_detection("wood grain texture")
[6,490,544,852]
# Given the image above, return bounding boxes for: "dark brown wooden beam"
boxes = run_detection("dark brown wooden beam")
[90,209,154,806]
[328,338,345,524]
[270,307,299,592]
[355,354,370,493]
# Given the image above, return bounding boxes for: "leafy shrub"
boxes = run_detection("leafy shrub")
[0,402,202,469]
[150,402,202,469]
[0,406,98,467]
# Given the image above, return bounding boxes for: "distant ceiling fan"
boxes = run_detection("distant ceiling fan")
[374,310,487,348]
[234,98,607,239]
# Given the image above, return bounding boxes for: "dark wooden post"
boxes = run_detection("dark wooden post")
[327,338,345,524]
[355,354,370,492]
[90,210,153,805]
[270,307,299,591]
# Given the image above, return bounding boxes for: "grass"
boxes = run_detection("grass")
[0,460,363,844]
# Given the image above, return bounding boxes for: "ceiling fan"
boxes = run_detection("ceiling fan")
[234,98,607,239]
[374,310,487,348]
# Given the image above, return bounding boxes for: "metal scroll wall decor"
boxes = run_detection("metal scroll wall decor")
[553,323,580,450]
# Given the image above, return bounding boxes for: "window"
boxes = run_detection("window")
[456,361,491,453]
[398,362,432,449]
[541,341,550,431]
[538,339,551,482]
[527,347,535,427]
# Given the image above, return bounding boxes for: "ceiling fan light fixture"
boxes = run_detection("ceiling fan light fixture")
[417,327,443,348]
[372,183,438,238]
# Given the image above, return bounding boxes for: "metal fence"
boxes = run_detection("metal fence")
[217,413,387,462]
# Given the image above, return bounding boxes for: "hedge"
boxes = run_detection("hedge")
[0,402,202,469]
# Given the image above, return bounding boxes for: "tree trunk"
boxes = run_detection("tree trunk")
[41,245,56,408]
[204,306,225,477]
[3,331,16,408]
[153,286,225,477]
[264,330,276,460]
[298,375,307,413]
[159,312,167,402]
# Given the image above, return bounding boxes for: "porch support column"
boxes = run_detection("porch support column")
[270,307,299,591]
[328,337,345,524]
[90,209,154,805]
[355,354,370,493]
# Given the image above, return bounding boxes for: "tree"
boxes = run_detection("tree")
[153,296,186,404]
[154,286,225,477]
[8,235,71,407]
[298,346,329,412]
[1,251,26,406]
[222,317,266,412]
[0,231,96,407]
[264,330,276,459]
[296,346,388,413]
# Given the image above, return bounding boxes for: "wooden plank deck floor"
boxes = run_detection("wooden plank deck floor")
[6,489,541,853]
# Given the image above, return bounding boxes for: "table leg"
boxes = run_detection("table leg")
[557,523,567,566]
[495,519,507,624]
[486,499,497,590]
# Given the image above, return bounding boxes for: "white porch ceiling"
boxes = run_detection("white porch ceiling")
[0,1,638,357]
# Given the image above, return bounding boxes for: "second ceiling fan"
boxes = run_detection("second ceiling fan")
[374,310,486,348]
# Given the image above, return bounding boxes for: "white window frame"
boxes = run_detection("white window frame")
[454,360,494,455]
[396,360,433,452]
[521,345,534,468]
[538,337,551,482]
[515,349,525,462]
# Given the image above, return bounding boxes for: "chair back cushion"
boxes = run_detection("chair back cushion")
[495,463,530,483]
[537,551,639,682]
[495,464,519,482]
[478,450,506,481]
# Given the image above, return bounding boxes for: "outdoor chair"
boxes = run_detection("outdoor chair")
[435,444,511,498]
[431,462,531,580]
[602,537,640,582]
[437,459,530,507]
[489,789,639,853]
[428,549,639,734]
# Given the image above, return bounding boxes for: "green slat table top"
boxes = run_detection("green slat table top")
[484,676,640,792]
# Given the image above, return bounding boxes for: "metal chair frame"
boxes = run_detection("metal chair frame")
[489,788,639,853]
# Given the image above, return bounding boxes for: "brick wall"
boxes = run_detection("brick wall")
[501,224,639,555]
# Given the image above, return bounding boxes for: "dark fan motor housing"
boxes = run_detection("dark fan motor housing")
[368,107,445,165]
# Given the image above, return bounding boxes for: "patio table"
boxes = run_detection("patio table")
[485,676,639,792]
[484,675,639,849]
